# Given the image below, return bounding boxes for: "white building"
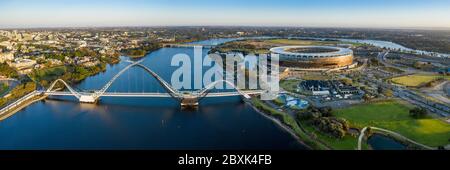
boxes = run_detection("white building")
[0,41,14,50]
[8,58,37,70]
[0,52,14,63]
[312,90,330,96]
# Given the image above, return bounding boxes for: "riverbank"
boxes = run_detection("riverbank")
[121,43,162,59]
[0,94,47,121]
[249,98,330,150]
[245,99,311,150]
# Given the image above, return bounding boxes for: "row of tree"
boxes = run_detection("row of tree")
[0,82,36,107]
[0,63,19,78]
[409,107,428,119]
[297,106,350,139]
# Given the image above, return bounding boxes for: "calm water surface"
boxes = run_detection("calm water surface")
[368,134,406,150]
[0,39,305,150]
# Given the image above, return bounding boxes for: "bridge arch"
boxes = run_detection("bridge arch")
[94,60,142,98]
[94,61,181,100]
[46,79,82,99]
[45,61,256,105]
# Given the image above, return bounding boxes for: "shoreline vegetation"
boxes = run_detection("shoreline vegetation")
[246,99,313,150]
[250,98,330,150]
[0,82,36,107]
[0,41,168,110]
[0,40,192,120]
[0,94,46,121]
[0,42,166,121]
[250,96,449,150]
[0,45,151,109]
[121,42,162,59]
[28,47,122,90]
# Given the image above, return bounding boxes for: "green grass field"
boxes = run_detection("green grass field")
[301,74,333,80]
[391,74,450,87]
[334,100,450,147]
[300,120,369,150]
[32,66,67,82]
[280,79,301,93]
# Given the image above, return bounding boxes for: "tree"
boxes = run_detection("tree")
[360,86,367,91]
[319,106,333,117]
[363,94,372,102]
[377,86,383,94]
[0,63,19,78]
[297,111,321,120]
[311,117,348,139]
[336,118,350,131]
[366,127,373,137]
[409,107,428,119]
[341,78,353,85]
[413,61,423,69]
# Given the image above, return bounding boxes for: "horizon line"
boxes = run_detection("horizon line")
[1,25,450,31]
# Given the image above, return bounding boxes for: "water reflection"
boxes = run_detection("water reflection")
[368,134,406,150]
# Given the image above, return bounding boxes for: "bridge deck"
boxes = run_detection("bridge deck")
[44,61,261,104]
[44,91,262,98]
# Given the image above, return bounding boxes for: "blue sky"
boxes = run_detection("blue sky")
[0,0,449,28]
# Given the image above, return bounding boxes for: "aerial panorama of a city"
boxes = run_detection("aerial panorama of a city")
[0,0,449,168]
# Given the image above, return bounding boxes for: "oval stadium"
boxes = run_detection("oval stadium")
[270,46,354,69]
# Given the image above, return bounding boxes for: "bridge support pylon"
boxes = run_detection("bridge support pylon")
[180,96,199,109]
[79,95,97,103]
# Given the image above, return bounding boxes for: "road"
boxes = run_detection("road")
[395,87,450,117]
[372,51,450,117]
[421,81,450,105]
[0,91,41,118]
[359,70,449,117]
[377,50,426,75]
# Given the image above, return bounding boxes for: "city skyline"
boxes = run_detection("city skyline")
[1,0,450,29]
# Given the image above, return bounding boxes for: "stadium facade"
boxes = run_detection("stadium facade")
[270,46,354,69]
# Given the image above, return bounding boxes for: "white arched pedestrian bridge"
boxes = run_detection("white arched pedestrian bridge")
[43,60,262,107]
